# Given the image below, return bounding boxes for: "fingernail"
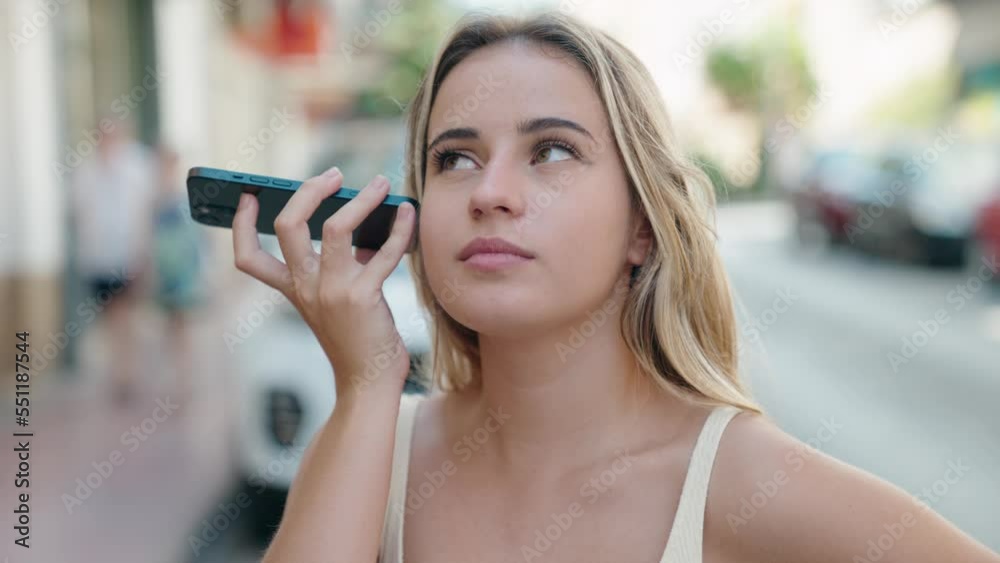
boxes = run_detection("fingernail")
[323,166,341,178]
[238,193,248,207]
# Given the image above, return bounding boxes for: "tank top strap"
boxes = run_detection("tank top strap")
[660,405,742,562]
[379,392,424,563]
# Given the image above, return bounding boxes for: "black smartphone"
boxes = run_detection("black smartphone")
[186,166,419,252]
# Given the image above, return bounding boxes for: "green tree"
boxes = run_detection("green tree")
[353,0,463,116]
[704,5,816,197]
[867,68,959,128]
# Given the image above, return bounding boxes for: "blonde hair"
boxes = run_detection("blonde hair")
[401,11,761,414]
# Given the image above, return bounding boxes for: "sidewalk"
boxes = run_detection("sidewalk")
[1,269,259,563]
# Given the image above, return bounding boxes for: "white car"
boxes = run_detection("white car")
[233,236,430,539]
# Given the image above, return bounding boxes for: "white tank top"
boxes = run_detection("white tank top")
[379,393,741,563]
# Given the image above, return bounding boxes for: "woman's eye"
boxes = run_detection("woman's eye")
[535,145,574,164]
[442,152,476,171]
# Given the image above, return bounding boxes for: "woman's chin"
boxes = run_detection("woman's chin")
[428,269,558,334]
[447,297,543,336]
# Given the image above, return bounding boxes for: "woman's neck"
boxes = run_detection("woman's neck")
[455,310,688,477]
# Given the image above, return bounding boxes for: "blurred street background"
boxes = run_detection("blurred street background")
[1,0,998,561]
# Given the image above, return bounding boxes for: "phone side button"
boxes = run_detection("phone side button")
[272,179,292,187]
[250,176,270,184]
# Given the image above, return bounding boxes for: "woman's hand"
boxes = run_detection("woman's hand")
[231,166,417,404]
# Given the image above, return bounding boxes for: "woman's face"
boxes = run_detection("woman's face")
[420,41,650,337]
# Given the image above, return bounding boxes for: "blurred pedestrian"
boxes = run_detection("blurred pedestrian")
[70,119,157,406]
[151,145,208,402]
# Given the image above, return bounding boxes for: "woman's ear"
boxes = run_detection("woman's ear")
[627,212,654,267]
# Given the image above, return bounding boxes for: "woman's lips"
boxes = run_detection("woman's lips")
[462,252,533,272]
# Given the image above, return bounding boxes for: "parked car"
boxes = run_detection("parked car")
[865,143,1000,268]
[789,149,880,248]
[973,189,1000,283]
[843,147,921,259]
[234,236,431,540]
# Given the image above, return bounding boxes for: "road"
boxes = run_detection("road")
[719,201,1000,551]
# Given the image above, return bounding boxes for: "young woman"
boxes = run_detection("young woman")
[231,11,1000,563]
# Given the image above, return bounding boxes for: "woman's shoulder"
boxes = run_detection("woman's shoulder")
[704,410,994,563]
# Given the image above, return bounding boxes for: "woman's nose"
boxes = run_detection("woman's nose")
[468,158,526,220]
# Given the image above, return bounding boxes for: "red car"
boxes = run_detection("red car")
[974,191,1000,278]
[789,150,879,247]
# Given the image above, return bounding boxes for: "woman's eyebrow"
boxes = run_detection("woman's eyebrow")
[517,117,595,140]
[426,116,595,153]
